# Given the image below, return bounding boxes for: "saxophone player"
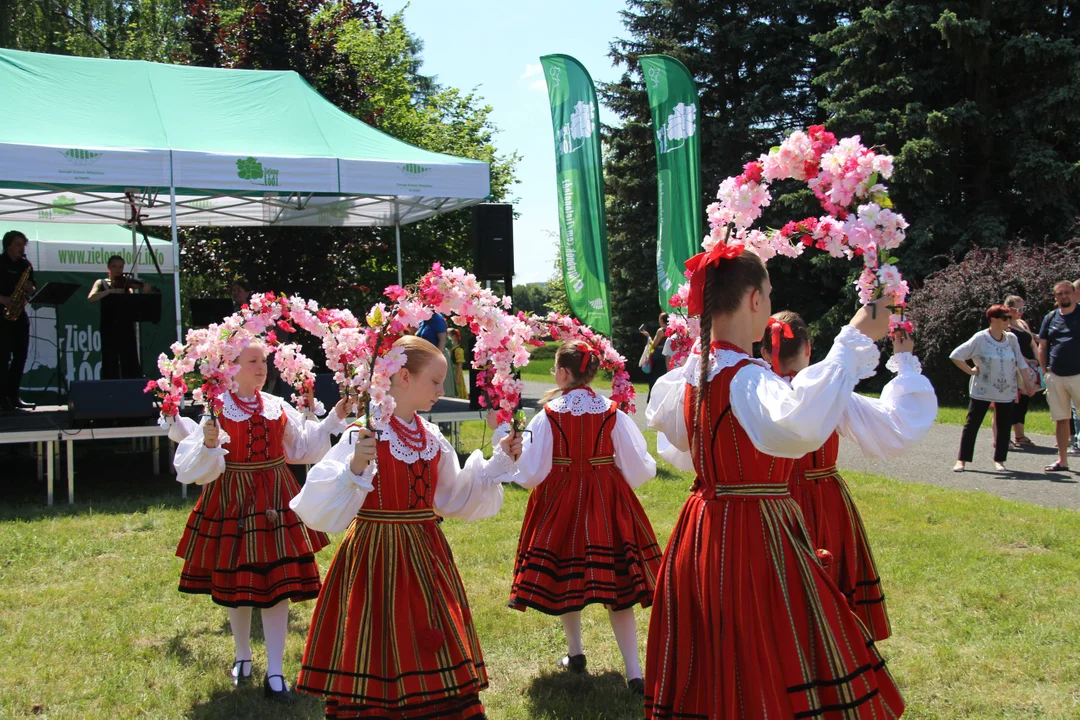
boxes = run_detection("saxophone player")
[0,230,35,412]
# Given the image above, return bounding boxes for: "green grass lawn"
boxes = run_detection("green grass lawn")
[3,433,1080,719]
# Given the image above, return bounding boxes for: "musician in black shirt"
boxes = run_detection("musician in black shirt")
[88,255,154,379]
[0,230,36,411]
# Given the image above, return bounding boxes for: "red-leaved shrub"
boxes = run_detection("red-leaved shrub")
[910,241,1080,404]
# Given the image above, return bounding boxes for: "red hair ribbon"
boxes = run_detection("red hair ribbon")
[576,342,596,374]
[684,242,746,316]
[766,316,794,373]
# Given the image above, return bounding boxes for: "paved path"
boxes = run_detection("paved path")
[836,424,1079,510]
[520,381,1080,511]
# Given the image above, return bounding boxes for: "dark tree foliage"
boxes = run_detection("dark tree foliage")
[910,240,1080,403]
[602,0,843,362]
[0,0,186,61]
[817,0,1080,280]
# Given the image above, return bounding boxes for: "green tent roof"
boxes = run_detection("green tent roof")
[0,49,490,227]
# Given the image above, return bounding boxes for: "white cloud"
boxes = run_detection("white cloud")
[521,63,547,91]
[520,63,543,80]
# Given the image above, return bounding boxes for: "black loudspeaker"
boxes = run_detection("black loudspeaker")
[313,373,341,413]
[471,203,514,280]
[467,339,483,411]
[69,379,157,425]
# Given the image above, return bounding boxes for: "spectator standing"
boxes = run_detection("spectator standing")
[1002,295,1040,448]
[950,304,1033,473]
[638,312,669,401]
[1039,281,1080,471]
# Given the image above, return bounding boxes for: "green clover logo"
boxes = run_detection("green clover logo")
[236,157,264,181]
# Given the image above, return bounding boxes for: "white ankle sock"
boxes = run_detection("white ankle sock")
[608,608,642,680]
[227,606,253,675]
[261,600,290,690]
[560,611,584,656]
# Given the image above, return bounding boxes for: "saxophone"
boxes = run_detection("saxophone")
[4,263,31,322]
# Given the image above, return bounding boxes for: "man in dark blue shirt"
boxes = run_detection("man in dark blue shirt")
[1038,280,1080,470]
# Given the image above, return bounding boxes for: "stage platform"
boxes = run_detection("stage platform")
[0,397,534,506]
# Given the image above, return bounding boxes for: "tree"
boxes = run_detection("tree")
[513,282,552,316]
[178,6,519,326]
[0,0,186,61]
[602,0,844,358]
[816,1,1080,280]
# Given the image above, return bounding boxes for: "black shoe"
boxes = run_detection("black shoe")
[0,401,14,413]
[558,653,587,674]
[627,677,645,695]
[10,398,34,410]
[263,674,294,704]
[231,659,251,688]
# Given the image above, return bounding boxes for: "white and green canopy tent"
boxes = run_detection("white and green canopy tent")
[0,49,491,343]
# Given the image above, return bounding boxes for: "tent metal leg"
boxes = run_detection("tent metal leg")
[67,439,75,504]
[170,186,182,344]
[46,441,54,506]
[395,217,403,286]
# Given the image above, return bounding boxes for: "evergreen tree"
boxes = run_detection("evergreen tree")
[817,0,1080,279]
[602,0,843,360]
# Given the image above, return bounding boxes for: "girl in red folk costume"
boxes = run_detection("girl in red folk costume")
[761,311,936,642]
[644,246,907,720]
[289,335,522,720]
[173,343,351,701]
[508,342,661,693]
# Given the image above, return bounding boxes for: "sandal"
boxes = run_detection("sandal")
[1045,461,1070,472]
[1015,436,1035,447]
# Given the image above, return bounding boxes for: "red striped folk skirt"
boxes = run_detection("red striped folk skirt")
[296,508,488,720]
[792,466,891,641]
[175,457,329,608]
[644,484,905,720]
[509,459,663,615]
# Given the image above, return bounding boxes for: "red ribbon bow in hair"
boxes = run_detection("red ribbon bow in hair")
[576,342,596,373]
[684,242,746,316]
[766,316,794,373]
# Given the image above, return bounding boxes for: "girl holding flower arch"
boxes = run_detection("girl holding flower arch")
[644,246,908,719]
[505,340,661,693]
[290,335,523,719]
[172,340,352,701]
[760,310,936,642]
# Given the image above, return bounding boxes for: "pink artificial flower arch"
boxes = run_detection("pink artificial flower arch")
[704,125,913,335]
[531,312,637,415]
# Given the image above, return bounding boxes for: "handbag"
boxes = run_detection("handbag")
[638,341,653,374]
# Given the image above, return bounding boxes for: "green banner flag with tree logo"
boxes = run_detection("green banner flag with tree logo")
[540,54,612,335]
[640,55,702,310]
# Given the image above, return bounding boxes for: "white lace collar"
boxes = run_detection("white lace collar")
[546,388,612,415]
[380,414,442,464]
[683,348,771,387]
[219,391,286,422]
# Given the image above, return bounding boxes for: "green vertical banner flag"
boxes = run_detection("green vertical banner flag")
[639,55,702,310]
[540,54,612,335]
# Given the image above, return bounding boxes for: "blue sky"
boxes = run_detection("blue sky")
[383,0,629,284]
